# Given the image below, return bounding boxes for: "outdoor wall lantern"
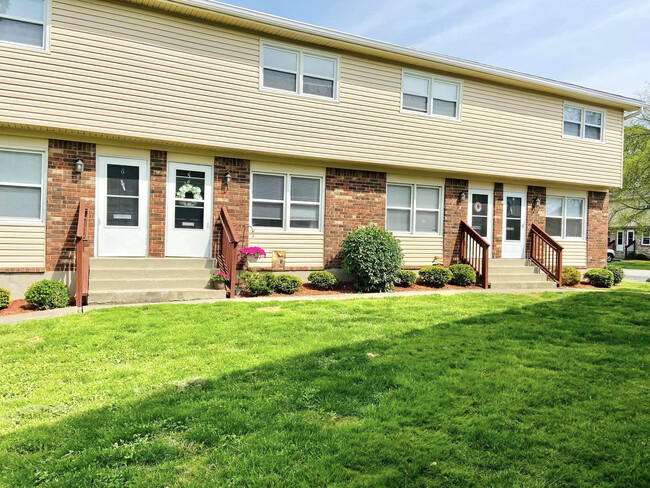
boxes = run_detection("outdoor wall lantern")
[533,196,541,207]
[460,191,466,202]
[74,158,84,173]
[223,171,232,186]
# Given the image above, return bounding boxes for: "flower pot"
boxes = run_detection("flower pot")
[247,256,259,264]
[213,281,225,290]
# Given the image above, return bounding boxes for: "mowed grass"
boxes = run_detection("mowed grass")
[612,260,650,270]
[0,290,649,487]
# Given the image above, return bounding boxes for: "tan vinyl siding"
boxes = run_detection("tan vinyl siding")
[558,240,587,267]
[0,0,623,188]
[396,235,443,268]
[248,233,324,269]
[0,225,46,268]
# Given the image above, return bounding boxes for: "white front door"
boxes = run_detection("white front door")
[165,162,213,257]
[616,231,624,252]
[502,191,527,259]
[468,189,493,254]
[95,156,149,257]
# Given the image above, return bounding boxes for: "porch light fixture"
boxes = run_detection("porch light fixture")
[533,196,541,207]
[223,171,232,186]
[74,158,84,173]
[460,191,466,202]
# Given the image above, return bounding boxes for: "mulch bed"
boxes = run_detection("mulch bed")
[245,282,482,298]
[0,300,38,317]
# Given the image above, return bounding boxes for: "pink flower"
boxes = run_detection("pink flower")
[239,246,266,259]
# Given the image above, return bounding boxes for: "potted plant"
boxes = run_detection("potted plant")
[238,246,266,264]
[210,270,230,290]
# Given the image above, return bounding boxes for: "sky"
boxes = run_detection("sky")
[221,0,650,99]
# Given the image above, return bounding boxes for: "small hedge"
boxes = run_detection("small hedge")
[239,271,278,297]
[562,266,581,287]
[584,268,614,288]
[394,270,417,287]
[635,253,647,260]
[308,271,338,290]
[0,288,10,310]
[275,275,302,294]
[604,264,624,285]
[24,280,69,310]
[419,266,452,288]
[449,264,477,286]
[625,252,637,260]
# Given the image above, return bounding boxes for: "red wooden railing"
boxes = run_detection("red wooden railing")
[608,238,616,250]
[459,220,490,289]
[218,207,240,297]
[624,239,635,258]
[530,224,563,286]
[75,199,91,310]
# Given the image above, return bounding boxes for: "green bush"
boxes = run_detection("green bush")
[341,226,403,293]
[0,288,10,310]
[635,253,647,261]
[275,275,302,294]
[239,271,278,297]
[308,271,338,290]
[394,270,417,287]
[449,264,477,286]
[419,266,452,287]
[625,252,637,260]
[604,264,624,285]
[24,280,69,310]
[584,268,614,288]
[562,266,581,286]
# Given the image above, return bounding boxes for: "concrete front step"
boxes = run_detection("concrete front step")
[87,288,226,305]
[90,267,215,280]
[489,266,540,276]
[90,257,214,269]
[89,277,213,292]
[490,272,548,282]
[489,259,530,268]
[490,280,558,290]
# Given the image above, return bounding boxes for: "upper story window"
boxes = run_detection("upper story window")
[0,0,47,49]
[563,104,604,141]
[546,196,585,240]
[251,172,323,231]
[386,183,442,234]
[0,149,46,222]
[402,71,461,120]
[261,42,339,100]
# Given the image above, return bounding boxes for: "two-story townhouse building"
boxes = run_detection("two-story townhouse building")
[0,0,646,302]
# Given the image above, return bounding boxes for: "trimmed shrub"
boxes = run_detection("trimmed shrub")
[635,253,647,260]
[0,288,10,310]
[24,280,69,310]
[584,268,614,288]
[562,266,581,287]
[308,271,338,290]
[604,264,624,285]
[625,252,637,260]
[239,271,278,297]
[419,266,452,288]
[394,270,417,287]
[341,226,403,293]
[449,264,477,286]
[275,275,302,294]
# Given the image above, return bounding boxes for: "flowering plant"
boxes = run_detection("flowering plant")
[239,246,266,259]
[210,270,230,282]
[176,181,202,200]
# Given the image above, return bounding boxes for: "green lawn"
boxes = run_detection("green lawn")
[612,260,650,270]
[1,290,649,487]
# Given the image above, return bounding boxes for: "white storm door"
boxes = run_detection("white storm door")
[616,231,624,252]
[468,189,493,254]
[627,230,635,248]
[96,156,149,257]
[502,191,527,259]
[166,162,213,257]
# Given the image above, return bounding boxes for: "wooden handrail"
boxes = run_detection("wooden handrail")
[529,223,563,286]
[218,207,240,297]
[75,199,91,311]
[624,239,635,258]
[608,238,616,250]
[459,220,490,289]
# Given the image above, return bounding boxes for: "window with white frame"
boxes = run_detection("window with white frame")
[546,196,585,239]
[0,0,47,48]
[402,72,461,119]
[386,183,441,234]
[642,235,650,246]
[251,172,322,231]
[563,104,604,141]
[261,42,338,99]
[0,149,46,221]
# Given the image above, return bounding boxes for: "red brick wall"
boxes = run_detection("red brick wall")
[525,186,546,258]
[213,157,250,258]
[587,191,609,268]
[443,178,469,266]
[46,140,96,271]
[492,183,504,258]
[324,168,386,268]
[149,150,167,257]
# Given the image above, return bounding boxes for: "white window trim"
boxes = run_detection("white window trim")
[0,147,48,225]
[386,182,443,236]
[260,40,340,102]
[401,69,463,122]
[562,102,605,143]
[250,170,325,234]
[546,195,586,241]
[642,235,650,246]
[0,0,51,52]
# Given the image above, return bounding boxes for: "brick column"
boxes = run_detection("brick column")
[149,150,167,257]
[324,168,386,268]
[213,157,250,258]
[526,186,546,257]
[46,140,96,271]
[587,191,609,268]
[442,178,469,266]
[492,183,504,258]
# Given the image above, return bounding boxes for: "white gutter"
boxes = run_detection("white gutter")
[161,0,647,110]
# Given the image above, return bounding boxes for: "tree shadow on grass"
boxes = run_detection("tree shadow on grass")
[1,292,648,487]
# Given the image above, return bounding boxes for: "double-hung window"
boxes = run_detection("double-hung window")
[546,196,585,239]
[642,235,650,246]
[261,42,338,100]
[563,104,604,141]
[0,149,46,222]
[251,172,323,231]
[386,183,442,234]
[0,0,48,49]
[402,71,461,120]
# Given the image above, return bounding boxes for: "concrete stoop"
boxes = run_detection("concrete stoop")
[88,258,226,304]
[489,259,558,290]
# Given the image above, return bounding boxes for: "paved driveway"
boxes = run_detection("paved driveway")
[621,268,650,282]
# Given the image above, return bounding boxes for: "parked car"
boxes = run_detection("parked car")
[607,249,615,262]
